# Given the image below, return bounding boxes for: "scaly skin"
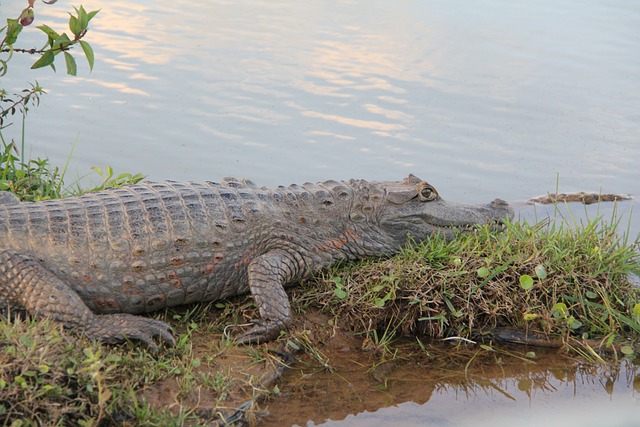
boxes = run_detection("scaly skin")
[0,175,513,349]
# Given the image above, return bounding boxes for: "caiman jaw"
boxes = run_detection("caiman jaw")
[386,197,514,241]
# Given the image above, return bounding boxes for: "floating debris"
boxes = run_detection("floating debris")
[529,192,632,205]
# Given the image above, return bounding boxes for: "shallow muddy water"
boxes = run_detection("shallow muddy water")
[263,341,640,427]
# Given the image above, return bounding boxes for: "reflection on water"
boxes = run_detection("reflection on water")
[261,343,640,427]
[1,0,638,206]
[316,363,640,427]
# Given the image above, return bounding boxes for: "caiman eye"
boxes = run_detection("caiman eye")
[418,185,438,202]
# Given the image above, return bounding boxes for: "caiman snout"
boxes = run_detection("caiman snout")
[489,198,515,225]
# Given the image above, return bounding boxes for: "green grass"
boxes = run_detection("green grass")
[0,304,278,426]
[297,215,640,356]
[0,140,144,201]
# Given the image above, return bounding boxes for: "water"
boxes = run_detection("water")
[261,342,640,427]
[314,371,640,427]
[2,0,638,203]
[2,0,639,425]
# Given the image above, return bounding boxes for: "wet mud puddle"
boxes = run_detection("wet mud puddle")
[262,339,640,427]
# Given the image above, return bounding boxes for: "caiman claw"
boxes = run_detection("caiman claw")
[84,313,176,352]
[235,319,288,345]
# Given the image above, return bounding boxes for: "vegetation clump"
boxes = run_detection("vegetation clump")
[0,140,144,201]
[300,216,640,355]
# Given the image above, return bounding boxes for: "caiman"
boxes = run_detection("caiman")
[0,175,513,349]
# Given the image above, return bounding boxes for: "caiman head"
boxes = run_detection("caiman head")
[371,174,514,246]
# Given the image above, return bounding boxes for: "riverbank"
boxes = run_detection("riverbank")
[1,206,638,425]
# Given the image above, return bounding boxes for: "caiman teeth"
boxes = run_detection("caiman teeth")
[435,220,506,232]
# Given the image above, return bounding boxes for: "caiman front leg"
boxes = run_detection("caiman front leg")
[237,249,305,344]
[0,249,175,351]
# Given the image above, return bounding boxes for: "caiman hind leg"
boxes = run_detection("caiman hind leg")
[0,249,175,351]
[236,249,303,344]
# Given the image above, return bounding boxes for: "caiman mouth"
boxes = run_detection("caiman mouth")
[428,219,507,233]
[384,197,514,240]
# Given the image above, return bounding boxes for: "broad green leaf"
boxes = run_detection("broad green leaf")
[477,267,490,278]
[374,298,385,307]
[525,351,536,359]
[567,316,583,330]
[68,14,80,37]
[63,52,77,76]
[552,302,568,318]
[585,291,598,299]
[31,50,55,69]
[37,24,60,41]
[87,9,101,22]
[633,303,640,317]
[534,264,547,279]
[523,313,539,321]
[620,345,634,356]
[334,288,347,300]
[75,5,88,29]
[5,19,23,45]
[519,274,534,290]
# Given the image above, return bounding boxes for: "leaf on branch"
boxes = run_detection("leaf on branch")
[74,5,88,30]
[69,14,80,37]
[5,19,24,46]
[63,52,77,76]
[0,59,7,77]
[79,40,95,71]
[37,24,60,42]
[87,9,100,22]
[31,50,55,69]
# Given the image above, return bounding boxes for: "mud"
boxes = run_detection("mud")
[139,308,640,426]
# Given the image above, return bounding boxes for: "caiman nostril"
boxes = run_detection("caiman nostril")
[491,198,509,207]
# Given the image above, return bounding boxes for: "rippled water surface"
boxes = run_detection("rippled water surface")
[2,0,640,425]
[3,0,639,203]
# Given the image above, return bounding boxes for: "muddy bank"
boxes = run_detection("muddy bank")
[134,308,639,426]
